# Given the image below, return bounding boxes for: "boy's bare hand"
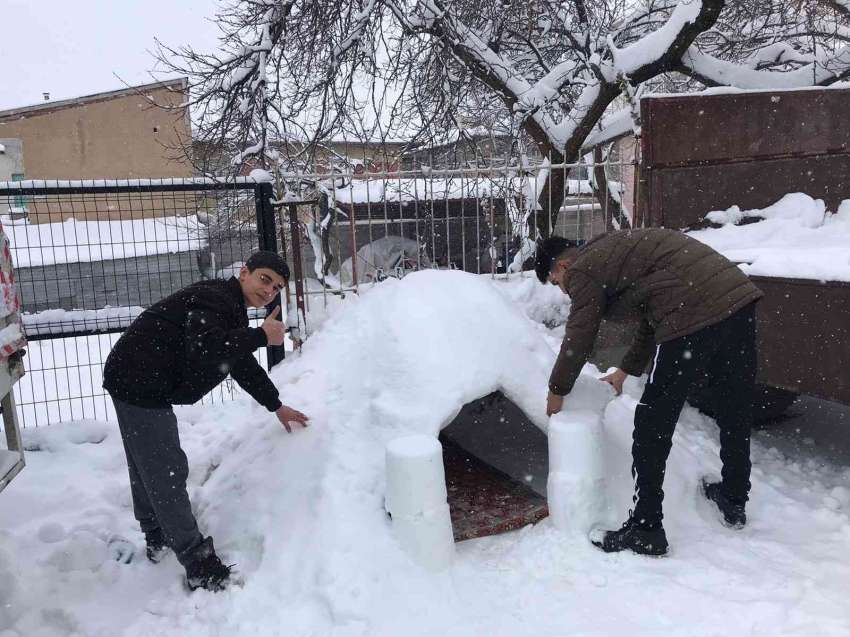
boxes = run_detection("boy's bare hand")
[262,306,286,346]
[275,405,309,433]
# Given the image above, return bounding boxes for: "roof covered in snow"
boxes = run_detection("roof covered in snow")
[581,109,636,150]
[4,215,205,268]
[0,78,187,122]
[331,175,592,205]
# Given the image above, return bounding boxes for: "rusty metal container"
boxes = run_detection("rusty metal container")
[640,88,850,229]
[639,88,850,406]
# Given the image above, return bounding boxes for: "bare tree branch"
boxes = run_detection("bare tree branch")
[151,0,848,250]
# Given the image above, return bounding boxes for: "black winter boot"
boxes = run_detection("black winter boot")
[144,528,169,564]
[591,513,669,557]
[701,478,746,529]
[185,537,233,592]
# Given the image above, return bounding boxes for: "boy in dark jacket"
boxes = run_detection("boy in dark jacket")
[103,251,308,590]
[536,229,762,556]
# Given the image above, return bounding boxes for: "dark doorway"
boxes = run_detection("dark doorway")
[439,391,549,541]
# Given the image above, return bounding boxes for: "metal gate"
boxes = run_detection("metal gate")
[0,177,284,426]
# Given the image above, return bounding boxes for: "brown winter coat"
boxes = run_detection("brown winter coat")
[549,228,763,396]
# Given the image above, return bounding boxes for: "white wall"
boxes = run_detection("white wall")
[0,138,26,215]
[0,138,24,180]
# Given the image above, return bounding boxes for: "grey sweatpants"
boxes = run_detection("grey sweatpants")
[112,397,204,566]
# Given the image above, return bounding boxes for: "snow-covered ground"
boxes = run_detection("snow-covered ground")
[4,215,205,268]
[2,270,849,637]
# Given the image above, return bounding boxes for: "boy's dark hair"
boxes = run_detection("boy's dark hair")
[245,251,290,281]
[535,237,579,283]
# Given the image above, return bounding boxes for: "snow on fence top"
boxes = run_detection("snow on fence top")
[5,215,205,268]
[644,81,850,100]
[20,305,270,336]
[331,176,592,205]
[0,173,273,191]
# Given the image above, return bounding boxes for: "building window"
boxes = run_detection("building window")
[11,173,27,213]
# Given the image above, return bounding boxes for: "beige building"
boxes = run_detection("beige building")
[0,79,192,222]
[0,78,191,180]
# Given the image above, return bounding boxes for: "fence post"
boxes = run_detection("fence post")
[255,182,286,369]
[287,202,307,348]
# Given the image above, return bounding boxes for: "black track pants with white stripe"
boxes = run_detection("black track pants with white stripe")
[631,302,757,527]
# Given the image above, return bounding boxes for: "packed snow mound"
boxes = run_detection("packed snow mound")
[270,269,611,438]
[690,193,850,282]
[109,269,611,633]
[497,274,572,326]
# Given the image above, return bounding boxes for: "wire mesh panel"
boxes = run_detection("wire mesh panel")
[275,159,627,301]
[0,158,632,427]
[0,179,268,427]
[14,318,270,428]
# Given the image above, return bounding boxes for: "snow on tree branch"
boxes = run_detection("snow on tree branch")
[610,0,708,74]
[680,44,850,87]
[151,0,848,236]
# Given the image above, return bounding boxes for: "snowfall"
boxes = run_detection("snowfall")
[2,192,850,636]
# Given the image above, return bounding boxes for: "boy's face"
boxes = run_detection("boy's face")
[547,258,570,294]
[239,266,287,308]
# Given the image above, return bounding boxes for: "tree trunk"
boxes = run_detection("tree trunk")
[593,146,630,230]
[531,148,565,240]
[530,85,623,238]
[318,194,335,278]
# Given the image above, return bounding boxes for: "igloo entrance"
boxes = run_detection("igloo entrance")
[438,390,549,541]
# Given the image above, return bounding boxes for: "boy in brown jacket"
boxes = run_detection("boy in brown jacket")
[536,229,763,556]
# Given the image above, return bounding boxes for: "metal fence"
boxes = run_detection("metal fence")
[0,159,632,427]
[0,178,283,426]
[275,159,629,327]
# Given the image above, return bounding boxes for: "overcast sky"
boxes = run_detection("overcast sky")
[0,0,221,111]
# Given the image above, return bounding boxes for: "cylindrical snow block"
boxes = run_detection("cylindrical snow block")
[390,504,456,571]
[547,411,607,535]
[385,435,455,571]
[385,434,449,518]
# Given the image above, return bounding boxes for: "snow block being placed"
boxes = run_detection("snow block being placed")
[385,435,455,571]
[546,410,607,536]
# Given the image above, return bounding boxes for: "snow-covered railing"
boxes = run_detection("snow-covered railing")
[0,173,273,193]
[244,158,629,298]
[21,307,147,337]
[21,306,270,338]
